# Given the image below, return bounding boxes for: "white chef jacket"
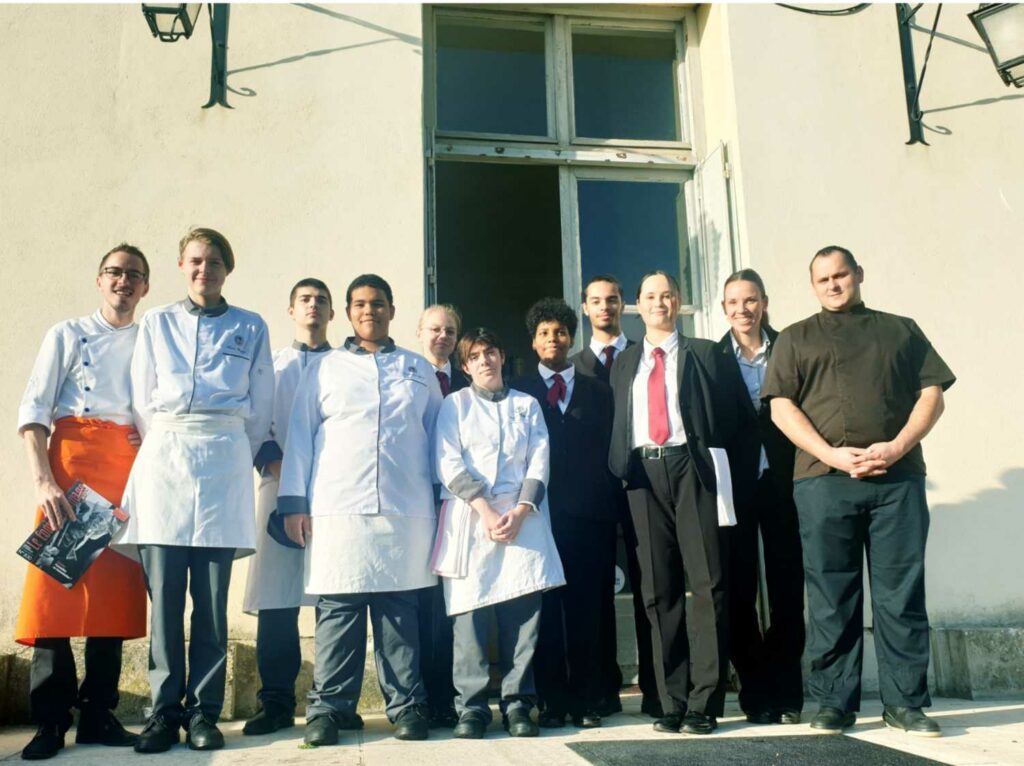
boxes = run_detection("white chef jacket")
[18,311,137,432]
[130,299,273,457]
[631,331,687,449]
[278,339,443,595]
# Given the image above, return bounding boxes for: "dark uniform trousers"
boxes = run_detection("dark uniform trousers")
[794,473,931,713]
[255,607,302,713]
[138,544,235,725]
[728,469,805,714]
[416,583,456,717]
[627,449,729,717]
[30,637,123,728]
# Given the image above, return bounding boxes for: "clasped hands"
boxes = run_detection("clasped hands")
[478,503,530,543]
[828,440,904,479]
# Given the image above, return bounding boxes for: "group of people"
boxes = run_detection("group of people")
[14,228,955,760]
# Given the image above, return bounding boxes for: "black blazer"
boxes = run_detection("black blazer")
[715,327,795,496]
[512,371,621,525]
[448,367,470,394]
[608,335,742,493]
[571,340,636,383]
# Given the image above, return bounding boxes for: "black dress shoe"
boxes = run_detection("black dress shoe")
[186,714,224,751]
[883,706,941,738]
[503,709,539,737]
[21,724,65,760]
[393,704,429,741]
[594,697,622,717]
[429,707,459,729]
[745,710,774,725]
[572,712,602,728]
[652,712,683,733]
[538,710,566,728]
[304,715,339,747]
[76,708,137,747]
[242,708,295,736]
[681,711,717,735]
[776,709,801,725]
[641,697,665,718]
[810,706,856,733]
[134,716,180,754]
[453,714,488,739]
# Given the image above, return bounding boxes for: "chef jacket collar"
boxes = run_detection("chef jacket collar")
[181,297,230,317]
[292,340,331,353]
[343,336,397,355]
[820,301,869,318]
[471,383,509,402]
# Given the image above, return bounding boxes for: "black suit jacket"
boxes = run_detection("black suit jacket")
[512,371,621,525]
[608,335,742,493]
[448,367,470,394]
[571,340,636,383]
[715,328,795,496]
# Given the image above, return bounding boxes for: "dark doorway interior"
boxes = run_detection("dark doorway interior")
[435,161,563,379]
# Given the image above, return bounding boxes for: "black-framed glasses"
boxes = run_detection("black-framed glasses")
[100,267,148,283]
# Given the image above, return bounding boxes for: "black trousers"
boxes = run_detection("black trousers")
[255,607,302,713]
[728,469,805,714]
[417,583,456,716]
[30,637,123,727]
[535,517,617,717]
[626,450,729,717]
[794,473,931,713]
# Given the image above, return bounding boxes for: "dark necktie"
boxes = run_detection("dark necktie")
[436,370,451,397]
[546,373,566,409]
[648,348,670,445]
[601,346,616,370]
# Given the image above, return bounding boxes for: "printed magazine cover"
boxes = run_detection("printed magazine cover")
[16,481,129,588]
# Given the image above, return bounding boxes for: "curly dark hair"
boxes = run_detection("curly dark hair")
[525,297,577,340]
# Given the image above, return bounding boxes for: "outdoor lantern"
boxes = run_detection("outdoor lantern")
[141,3,203,42]
[969,3,1024,87]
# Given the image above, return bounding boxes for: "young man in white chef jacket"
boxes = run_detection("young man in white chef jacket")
[241,278,335,736]
[279,274,443,746]
[117,227,274,754]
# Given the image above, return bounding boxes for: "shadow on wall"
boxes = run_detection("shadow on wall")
[927,467,1024,626]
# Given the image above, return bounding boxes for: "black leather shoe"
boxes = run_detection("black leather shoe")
[453,714,487,739]
[641,697,666,718]
[334,711,365,730]
[681,711,717,735]
[572,712,602,728]
[538,710,566,728]
[303,715,339,747]
[810,706,856,733]
[745,710,774,725]
[393,704,429,741]
[503,709,539,737]
[653,712,683,733]
[242,708,295,736]
[186,714,224,751]
[133,716,180,754]
[429,707,459,729]
[776,709,801,725]
[594,697,622,717]
[21,725,65,760]
[883,706,941,737]
[76,708,137,746]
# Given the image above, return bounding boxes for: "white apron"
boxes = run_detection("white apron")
[432,491,565,616]
[117,413,256,558]
[242,475,316,613]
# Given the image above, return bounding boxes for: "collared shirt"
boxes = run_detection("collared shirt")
[731,329,771,476]
[537,362,575,414]
[18,311,138,432]
[762,303,955,480]
[130,299,274,457]
[631,331,687,449]
[589,334,628,367]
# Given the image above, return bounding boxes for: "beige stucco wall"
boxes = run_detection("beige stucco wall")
[0,3,426,651]
[697,4,1024,627]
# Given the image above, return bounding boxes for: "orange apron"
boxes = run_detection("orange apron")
[14,417,147,646]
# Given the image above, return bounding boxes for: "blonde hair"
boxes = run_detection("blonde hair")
[178,227,235,274]
[419,303,462,334]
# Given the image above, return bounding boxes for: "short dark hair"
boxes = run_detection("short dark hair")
[525,297,578,340]
[457,327,505,365]
[635,270,681,301]
[179,227,235,273]
[345,274,393,307]
[581,274,623,303]
[723,268,772,330]
[99,243,149,281]
[810,245,859,273]
[289,278,332,307]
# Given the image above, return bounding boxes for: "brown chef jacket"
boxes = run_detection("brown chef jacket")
[761,303,955,481]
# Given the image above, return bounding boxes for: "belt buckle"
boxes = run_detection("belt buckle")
[649,445,664,459]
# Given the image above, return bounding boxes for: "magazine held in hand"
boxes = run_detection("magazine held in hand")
[16,481,129,588]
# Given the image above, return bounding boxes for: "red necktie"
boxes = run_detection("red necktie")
[546,373,566,409]
[647,348,670,446]
[601,346,616,370]
[436,370,451,397]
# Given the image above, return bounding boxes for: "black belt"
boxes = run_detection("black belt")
[634,444,688,460]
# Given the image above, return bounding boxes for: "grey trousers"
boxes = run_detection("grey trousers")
[255,607,301,713]
[307,591,424,723]
[138,545,235,725]
[453,592,542,723]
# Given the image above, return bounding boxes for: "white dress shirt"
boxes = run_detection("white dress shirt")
[589,334,628,367]
[18,311,137,432]
[537,363,575,414]
[731,330,771,476]
[631,331,687,449]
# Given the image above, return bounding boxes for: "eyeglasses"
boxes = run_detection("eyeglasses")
[100,267,147,283]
